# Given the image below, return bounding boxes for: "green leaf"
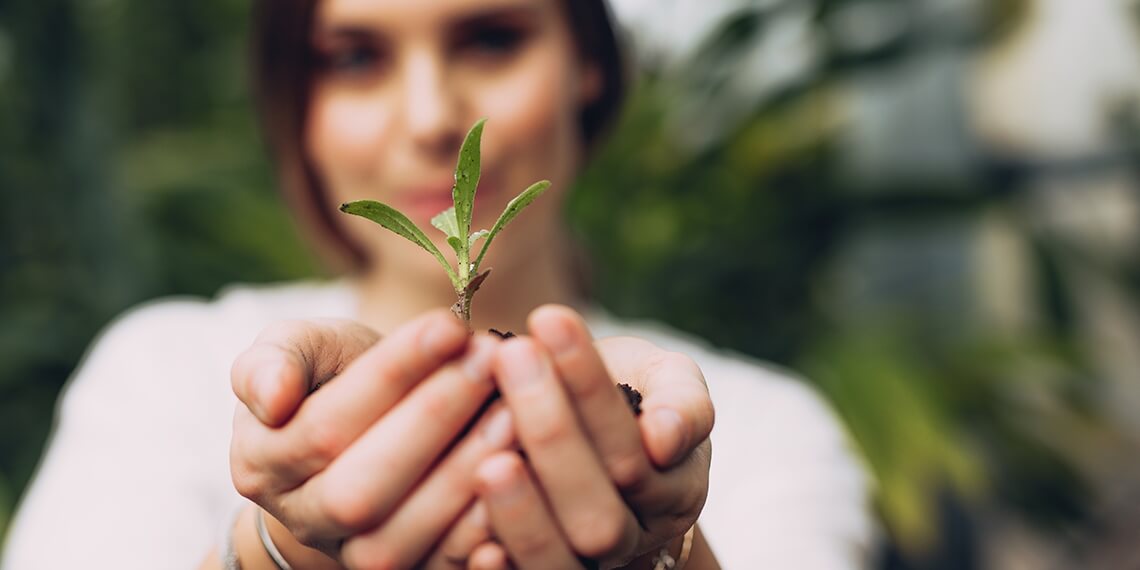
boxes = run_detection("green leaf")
[431,206,460,238]
[472,180,551,273]
[340,200,458,285]
[453,118,486,242]
[431,206,464,256]
[447,236,463,253]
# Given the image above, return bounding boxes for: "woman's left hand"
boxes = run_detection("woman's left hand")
[427,304,715,569]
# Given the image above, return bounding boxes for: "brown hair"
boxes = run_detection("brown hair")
[249,0,627,270]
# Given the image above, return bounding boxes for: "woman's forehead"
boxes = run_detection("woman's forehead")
[315,0,555,32]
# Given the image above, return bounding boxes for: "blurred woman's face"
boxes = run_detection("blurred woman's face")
[306,0,600,280]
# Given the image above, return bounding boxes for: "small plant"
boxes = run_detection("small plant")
[340,119,644,415]
[339,119,551,329]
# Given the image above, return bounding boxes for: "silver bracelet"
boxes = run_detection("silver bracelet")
[652,524,695,570]
[255,508,295,570]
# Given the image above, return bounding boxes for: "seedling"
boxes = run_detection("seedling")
[339,119,551,329]
[339,119,644,415]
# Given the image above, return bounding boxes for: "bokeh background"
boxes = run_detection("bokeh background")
[3,0,1140,567]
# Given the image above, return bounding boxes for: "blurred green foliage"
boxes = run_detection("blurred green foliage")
[2,0,1138,567]
[0,0,320,545]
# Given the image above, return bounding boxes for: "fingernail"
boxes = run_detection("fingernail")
[420,317,457,356]
[480,407,515,448]
[463,338,496,383]
[480,456,523,498]
[537,314,576,355]
[499,341,545,390]
[652,408,687,464]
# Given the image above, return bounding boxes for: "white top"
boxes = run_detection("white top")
[1,281,873,569]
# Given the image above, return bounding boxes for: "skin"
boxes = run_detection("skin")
[306,0,599,334]
[222,309,717,569]
[206,0,721,568]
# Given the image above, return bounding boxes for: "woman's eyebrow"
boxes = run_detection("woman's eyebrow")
[448,4,544,33]
[311,26,377,44]
[311,5,541,47]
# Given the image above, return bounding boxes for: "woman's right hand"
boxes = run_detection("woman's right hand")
[229,310,512,568]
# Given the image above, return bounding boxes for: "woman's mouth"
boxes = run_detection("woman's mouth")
[394,173,501,226]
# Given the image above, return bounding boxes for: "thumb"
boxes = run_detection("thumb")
[636,353,715,468]
[231,318,380,426]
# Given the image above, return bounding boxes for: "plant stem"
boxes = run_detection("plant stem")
[451,289,471,330]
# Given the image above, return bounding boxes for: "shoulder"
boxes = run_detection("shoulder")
[3,281,357,569]
[583,308,875,567]
[60,279,355,415]
[90,279,354,356]
[113,278,355,333]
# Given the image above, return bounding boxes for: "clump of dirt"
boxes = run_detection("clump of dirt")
[617,383,642,416]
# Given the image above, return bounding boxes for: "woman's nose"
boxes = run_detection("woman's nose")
[400,50,463,158]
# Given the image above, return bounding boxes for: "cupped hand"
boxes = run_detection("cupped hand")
[448,305,716,569]
[229,310,515,568]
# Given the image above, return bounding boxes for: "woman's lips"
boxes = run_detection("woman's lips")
[394,175,500,225]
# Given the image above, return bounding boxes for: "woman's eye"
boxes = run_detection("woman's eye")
[317,44,384,76]
[457,25,527,59]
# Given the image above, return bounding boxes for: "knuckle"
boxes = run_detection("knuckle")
[230,467,267,503]
[300,416,348,464]
[417,388,453,420]
[512,529,557,560]
[527,409,575,447]
[606,453,651,493]
[317,481,375,532]
[342,541,398,570]
[570,510,627,559]
[288,524,325,551]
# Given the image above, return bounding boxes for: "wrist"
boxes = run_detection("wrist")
[623,524,695,570]
[234,505,344,570]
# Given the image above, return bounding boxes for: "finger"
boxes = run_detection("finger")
[596,339,715,468]
[468,542,512,570]
[232,318,380,426]
[420,502,493,570]
[528,305,653,494]
[292,308,468,436]
[493,338,640,563]
[239,310,468,485]
[476,452,583,570]
[344,402,514,569]
[623,439,713,547]
[287,335,498,539]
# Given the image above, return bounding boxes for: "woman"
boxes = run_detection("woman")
[0,0,871,568]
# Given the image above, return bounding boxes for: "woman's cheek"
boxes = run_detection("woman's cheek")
[307,91,395,201]
[478,59,580,176]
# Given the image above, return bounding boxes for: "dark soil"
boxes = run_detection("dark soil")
[617,383,642,416]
